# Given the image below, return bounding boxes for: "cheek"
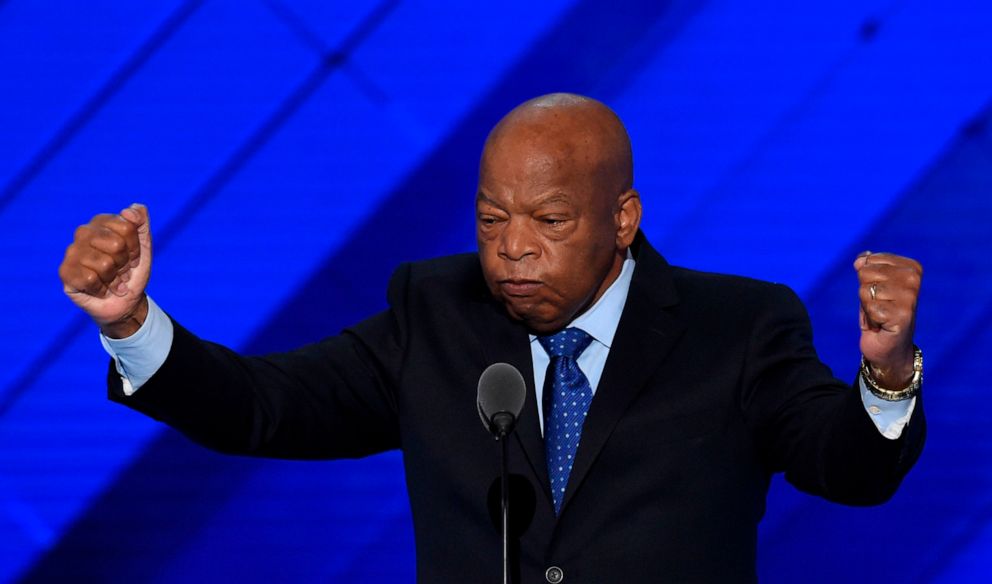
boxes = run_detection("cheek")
[549,240,614,294]
[543,247,595,293]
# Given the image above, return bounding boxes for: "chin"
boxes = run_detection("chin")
[501,299,566,333]
[524,320,564,334]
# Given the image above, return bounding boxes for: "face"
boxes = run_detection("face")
[477,131,634,333]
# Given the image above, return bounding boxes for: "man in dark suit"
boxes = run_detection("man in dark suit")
[59,94,925,582]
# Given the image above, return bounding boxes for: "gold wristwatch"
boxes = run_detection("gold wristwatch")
[860,345,923,401]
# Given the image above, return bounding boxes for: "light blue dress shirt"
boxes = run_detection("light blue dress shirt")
[529,254,635,435]
[103,261,914,439]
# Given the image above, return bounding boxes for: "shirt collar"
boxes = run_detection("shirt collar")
[530,250,636,349]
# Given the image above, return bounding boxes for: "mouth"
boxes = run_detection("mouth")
[498,279,543,297]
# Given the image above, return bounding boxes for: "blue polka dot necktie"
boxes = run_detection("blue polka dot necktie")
[538,327,594,516]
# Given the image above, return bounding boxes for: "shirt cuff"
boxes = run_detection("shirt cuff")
[859,374,916,440]
[99,296,173,395]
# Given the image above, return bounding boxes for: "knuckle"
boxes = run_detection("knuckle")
[90,214,116,230]
[119,219,137,237]
[111,249,128,267]
[74,224,92,241]
[97,256,115,274]
[104,235,125,254]
[81,271,99,287]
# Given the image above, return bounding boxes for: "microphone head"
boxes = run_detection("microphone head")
[477,363,527,437]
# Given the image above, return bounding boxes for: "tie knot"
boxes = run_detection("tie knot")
[538,327,593,359]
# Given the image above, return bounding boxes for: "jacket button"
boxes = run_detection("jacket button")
[545,566,564,583]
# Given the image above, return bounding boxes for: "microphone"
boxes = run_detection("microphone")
[477,363,527,584]
[477,363,527,438]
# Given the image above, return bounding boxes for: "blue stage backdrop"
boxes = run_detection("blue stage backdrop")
[1,1,990,581]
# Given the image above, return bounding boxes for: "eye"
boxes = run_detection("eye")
[478,214,500,226]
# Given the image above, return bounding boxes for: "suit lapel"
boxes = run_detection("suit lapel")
[466,235,686,519]
[470,297,553,509]
[557,237,686,516]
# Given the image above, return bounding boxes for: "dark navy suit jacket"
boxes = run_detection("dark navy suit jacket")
[109,234,925,583]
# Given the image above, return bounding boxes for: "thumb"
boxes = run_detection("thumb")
[121,203,152,248]
[853,250,872,272]
[119,203,152,270]
[121,202,149,233]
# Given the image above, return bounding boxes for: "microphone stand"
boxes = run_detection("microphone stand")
[492,413,515,584]
[500,430,510,584]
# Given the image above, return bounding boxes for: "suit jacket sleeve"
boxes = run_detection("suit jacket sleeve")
[107,264,414,460]
[742,284,925,505]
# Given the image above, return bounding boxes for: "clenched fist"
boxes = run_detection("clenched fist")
[58,204,152,338]
[854,251,922,390]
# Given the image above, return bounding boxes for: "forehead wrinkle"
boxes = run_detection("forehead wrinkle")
[532,192,573,207]
[476,185,575,215]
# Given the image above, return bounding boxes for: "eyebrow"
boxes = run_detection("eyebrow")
[532,192,572,206]
[475,192,506,214]
[474,191,574,209]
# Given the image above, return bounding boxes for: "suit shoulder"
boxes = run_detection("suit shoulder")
[387,252,486,303]
[406,252,482,287]
[668,266,801,309]
[406,252,480,276]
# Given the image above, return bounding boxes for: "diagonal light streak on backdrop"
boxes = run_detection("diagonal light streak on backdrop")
[0,0,401,419]
[0,0,204,216]
[657,0,910,259]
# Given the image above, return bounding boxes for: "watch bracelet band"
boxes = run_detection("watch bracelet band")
[860,345,923,402]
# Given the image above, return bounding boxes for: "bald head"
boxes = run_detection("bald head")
[482,93,634,197]
[476,93,642,333]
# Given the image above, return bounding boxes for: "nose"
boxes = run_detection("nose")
[498,217,538,261]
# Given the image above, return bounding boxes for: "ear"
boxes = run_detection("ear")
[615,189,642,249]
